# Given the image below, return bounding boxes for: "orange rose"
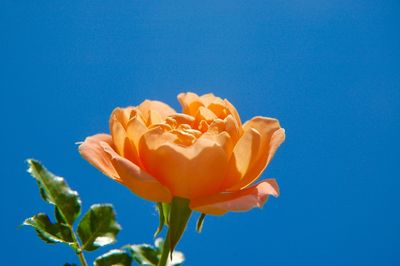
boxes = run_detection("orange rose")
[79,93,285,215]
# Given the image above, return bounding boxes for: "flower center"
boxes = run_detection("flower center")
[162,115,203,146]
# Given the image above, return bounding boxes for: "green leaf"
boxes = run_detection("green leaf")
[161,203,171,226]
[27,159,81,225]
[155,202,172,238]
[168,250,185,266]
[94,249,132,266]
[168,197,192,254]
[23,213,75,246]
[154,238,185,266]
[196,213,206,233]
[154,203,166,238]
[126,238,185,266]
[118,238,185,266]
[55,206,65,224]
[64,263,78,266]
[154,203,164,238]
[128,244,159,265]
[77,204,121,251]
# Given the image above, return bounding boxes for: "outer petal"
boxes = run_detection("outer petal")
[110,117,128,156]
[227,117,285,191]
[79,134,172,203]
[109,110,142,166]
[126,116,148,145]
[79,134,118,178]
[190,179,279,215]
[139,126,230,199]
[222,128,261,188]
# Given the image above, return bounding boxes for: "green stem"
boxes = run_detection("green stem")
[76,250,89,266]
[158,230,171,266]
[70,227,88,266]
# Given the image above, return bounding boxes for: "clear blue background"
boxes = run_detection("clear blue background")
[1,1,399,265]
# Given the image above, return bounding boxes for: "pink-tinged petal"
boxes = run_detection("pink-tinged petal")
[79,134,172,203]
[190,179,279,215]
[227,117,285,191]
[79,134,118,179]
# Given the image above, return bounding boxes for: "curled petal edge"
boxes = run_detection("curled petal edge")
[190,179,279,215]
[79,134,118,178]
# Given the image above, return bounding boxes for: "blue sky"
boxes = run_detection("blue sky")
[1,1,399,265]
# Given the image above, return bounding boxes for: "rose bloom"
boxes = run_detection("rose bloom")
[79,93,285,215]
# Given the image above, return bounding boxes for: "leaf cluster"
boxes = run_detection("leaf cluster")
[23,160,120,263]
[94,238,184,266]
[23,159,185,265]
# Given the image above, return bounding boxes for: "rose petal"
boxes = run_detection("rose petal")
[190,179,279,215]
[138,100,176,125]
[223,114,242,142]
[196,106,217,122]
[199,93,218,107]
[168,113,195,125]
[224,99,242,126]
[139,126,229,199]
[110,118,127,156]
[126,116,147,148]
[79,134,118,178]
[148,109,163,125]
[227,117,285,191]
[124,117,148,167]
[79,134,172,203]
[109,107,136,128]
[177,92,204,116]
[202,131,234,159]
[222,128,261,188]
[208,101,228,118]
[109,113,140,165]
